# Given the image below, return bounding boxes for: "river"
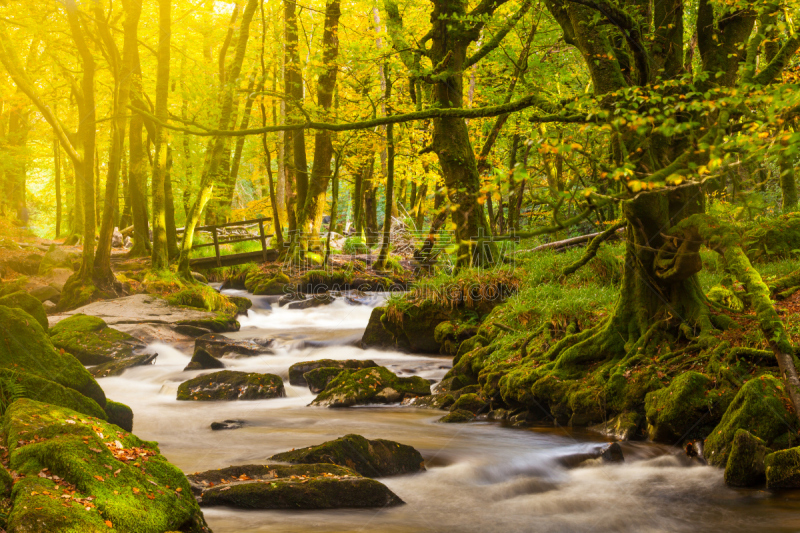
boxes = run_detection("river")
[97,292,800,533]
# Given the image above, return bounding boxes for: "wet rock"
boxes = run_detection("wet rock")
[344,290,369,306]
[590,412,642,441]
[177,370,285,401]
[50,314,146,366]
[0,306,105,407]
[189,463,403,509]
[184,347,225,371]
[195,333,273,358]
[600,442,625,463]
[724,429,767,487]
[174,324,214,337]
[104,399,134,432]
[487,408,509,421]
[4,399,208,532]
[705,376,798,467]
[270,434,425,477]
[450,393,488,415]
[210,419,245,431]
[29,284,60,303]
[288,359,378,387]
[287,294,335,310]
[765,446,800,489]
[438,409,474,423]
[227,295,252,315]
[311,366,431,408]
[557,443,625,468]
[408,393,455,410]
[304,367,347,393]
[90,352,158,378]
[0,290,48,330]
[278,292,306,307]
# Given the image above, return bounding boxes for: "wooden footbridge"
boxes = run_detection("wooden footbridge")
[186,217,279,270]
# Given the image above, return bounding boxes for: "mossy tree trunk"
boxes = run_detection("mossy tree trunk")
[150,0,171,271]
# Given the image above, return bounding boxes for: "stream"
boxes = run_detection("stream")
[98,292,800,533]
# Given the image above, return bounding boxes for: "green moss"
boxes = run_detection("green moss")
[724,429,768,487]
[0,369,106,420]
[270,434,425,477]
[56,275,97,312]
[0,464,12,498]
[288,359,378,387]
[438,409,474,423]
[764,446,800,489]
[707,286,744,311]
[177,370,285,401]
[312,367,431,407]
[104,399,134,432]
[0,291,47,330]
[304,367,347,393]
[0,306,105,407]
[705,376,798,467]
[300,269,352,290]
[50,314,143,366]
[3,399,209,533]
[450,393,487,414]
[644,372,729,442]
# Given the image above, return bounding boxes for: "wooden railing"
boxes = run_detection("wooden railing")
[182,217,273,268]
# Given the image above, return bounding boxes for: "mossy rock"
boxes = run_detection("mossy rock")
[304,367,348,393]
[184,347,225,371]
[90,352,158,378]
[227,295,252,314]
[188,463,356,493]
[705,376,798,467]
[270,434,425,478]
[434,321,478,356]
[379,300,457,354]
[288,359,378,387]
[50,314,145,365]
[3,399,209,533]
[104,399,134,432]
[764,446,800,489]
[0,464,12,498]
[707,286,744,312]
[438,409,474,423]
[0,291,47,330]
[410,393,456,410]
[311,367,430,408]
[176,312,240,333]
[724,429,768,487]
[0,369,106,420]
[38,245,75,275]
[589,412,642,441]
[253,279,289,296]
[0,306,106,407]
[361,307,397,350]
[644,372,727,443]
[450,393,487,414]
[177,370,285,401]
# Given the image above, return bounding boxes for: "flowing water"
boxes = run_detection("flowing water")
[99,292,800,533]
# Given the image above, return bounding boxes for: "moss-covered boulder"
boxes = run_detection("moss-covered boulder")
[724,429,768,487]
[184,347,225,371]
[438,409,474,423]
[288,359,378,387]
[195,333,272,358]
[0,369,106,420]
[450,393,488,414]
[373,301,455,353]
[644,372,728,443]
[50,314,146,366]
[3,399,209,532]
[705,376,798,467]
[409,393,456,410]
[247,271,292,296]
[90,352,158,378]
[0,306,106,407]
[360,307,396,350]
[190,463,403,509]
[0,291,48,330]
[311,367,431,407]
[177,370,285,401]
[434,321,478,356]
[104,399,134,432]
[227,295,252,315]
[304,367,347,393]
[38,245,76,275]
[765,446,800,489]
[270,434,425,477]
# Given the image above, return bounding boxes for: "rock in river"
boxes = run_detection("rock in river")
[177,370,285,401]
[188,463,403,509]
[195,333,273,358]
[210,419,245,431]
[311,366,431,407]
[288,358,378,387]
[270,434,425,478]
[49,313,147,366]
[184,347,226,371]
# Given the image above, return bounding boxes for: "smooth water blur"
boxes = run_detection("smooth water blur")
[97,292,800,533]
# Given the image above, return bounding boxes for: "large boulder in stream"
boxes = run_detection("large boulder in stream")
[177,370,285,401]
[195,333,273,358]
[50,314,147,365]
[724,429,768,487]
[311,366,431,407]
[184,347,226,371]
[2,399,209,533]
[270,434,425,477]
[704,376,798,467]
[188,463,403,509]
[361,302,462,354]
[288,359,378,387]
[0,305,106,407]
[765,446,800,489]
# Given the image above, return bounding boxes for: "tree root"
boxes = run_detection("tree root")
[560,220,627,277]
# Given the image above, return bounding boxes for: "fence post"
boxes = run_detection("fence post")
[259,219,268,263]
[212,226,221,267]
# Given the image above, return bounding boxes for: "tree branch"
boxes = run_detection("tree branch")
[466,0,532,68]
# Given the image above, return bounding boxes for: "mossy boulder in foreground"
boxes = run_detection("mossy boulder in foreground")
[0,368,106,421]
[0,291,48,330]
[188,463,403,509]
[2,399,209,532]
[311,366,431,407]
[764,446,800,489]
[704,376,798,467]
[270,434,425,477]
[288,358,378,387]
[50,314,146,365]
[724,429,768,487]
[104,399,134,432]
[177,370,285,401]
[0,306,106,407]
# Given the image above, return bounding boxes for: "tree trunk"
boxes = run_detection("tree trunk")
[375,72,395,269]
[54,135,62,237]
[284,0,307,246]
[151,0,171,271]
